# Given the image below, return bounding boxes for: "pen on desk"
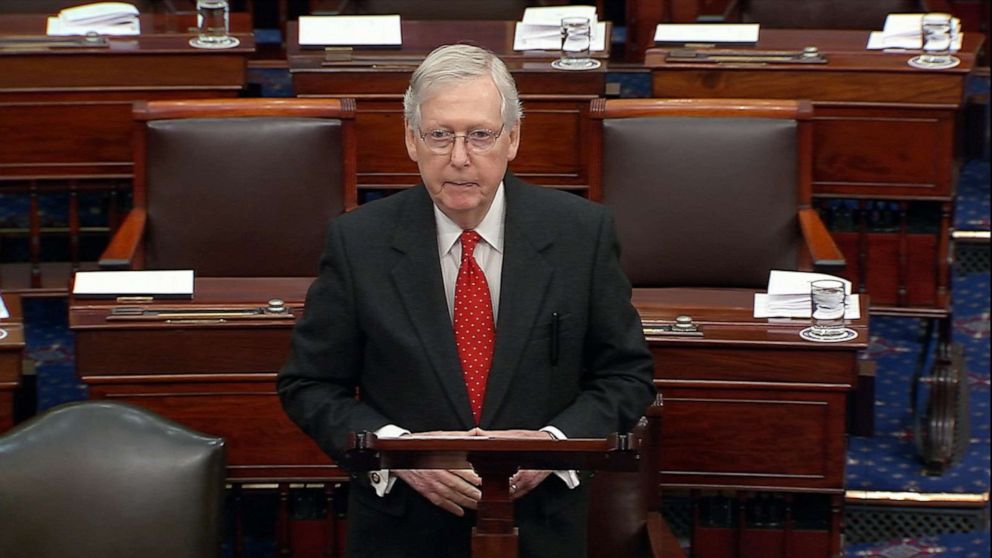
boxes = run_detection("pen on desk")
[550,312,560,366]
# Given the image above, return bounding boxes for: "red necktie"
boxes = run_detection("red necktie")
[454,230,495,424]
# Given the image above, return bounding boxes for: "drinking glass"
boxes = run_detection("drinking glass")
[190,0,239,49]
[809,279,847,339]
[551,17,600,70]
[908,12,959,69]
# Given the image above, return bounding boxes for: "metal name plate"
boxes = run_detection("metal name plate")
[665,46,827,64]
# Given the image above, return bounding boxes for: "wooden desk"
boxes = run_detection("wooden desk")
[70,279,866,556]
[634,288,868,557]
[645,30,983,315]
[69,277,339,481]
[0,293,25,432]
[0,14,255,293]
[288,20,610,195]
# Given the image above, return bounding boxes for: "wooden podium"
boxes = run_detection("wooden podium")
[345,433,640,558]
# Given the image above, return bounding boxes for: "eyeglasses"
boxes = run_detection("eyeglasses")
[418,125,505,155]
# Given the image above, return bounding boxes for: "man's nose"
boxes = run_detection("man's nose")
[449,137,471,166]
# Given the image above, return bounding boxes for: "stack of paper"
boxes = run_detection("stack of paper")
[73,270,194,299]
[47,2,140,36]
[654,23,759,45]
[298,14,402,47]
[513,5,606,52]
[866,13,962,50]
[753,270,860,319]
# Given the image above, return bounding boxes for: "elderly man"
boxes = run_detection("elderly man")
[279,44,655,558]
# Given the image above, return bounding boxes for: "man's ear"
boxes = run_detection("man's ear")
[506,122,521,162]
[404,122,419,161]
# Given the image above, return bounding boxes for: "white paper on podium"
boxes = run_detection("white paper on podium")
[866,13,962,50]
[514,5,605,52]
[654,23,759,44]
[513,21,606,51]
[753,270,860,319]
[73,270,194,298]
[0,295,8,319]
[298,14,402,47]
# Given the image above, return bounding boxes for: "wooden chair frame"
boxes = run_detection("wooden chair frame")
[587,97,844,272]
[99,97,357,270]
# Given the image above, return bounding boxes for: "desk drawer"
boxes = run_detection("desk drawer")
[656,383,848,491]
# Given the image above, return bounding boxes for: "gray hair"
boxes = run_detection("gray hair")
[403,44,522,130]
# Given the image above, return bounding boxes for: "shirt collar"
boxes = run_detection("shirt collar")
[435,182,505,257]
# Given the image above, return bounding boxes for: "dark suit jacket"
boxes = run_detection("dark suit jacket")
[278,172,655,558]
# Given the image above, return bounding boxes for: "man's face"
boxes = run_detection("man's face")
[405,75,520,229]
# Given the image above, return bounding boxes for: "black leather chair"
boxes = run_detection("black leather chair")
[309,0,573,20]
[720,0,931,29]
[588,98,844,290]
[0,0,193,13]
[99,98,357,276]
[0,400,226,558]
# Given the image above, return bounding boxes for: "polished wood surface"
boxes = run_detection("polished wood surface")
[69,277,339,481]
[645,29,983,314]
[288,20,610,192]
[633,288,867,493]
[71,278,866,490]
[0,293,25,432]
[0,13,256,179]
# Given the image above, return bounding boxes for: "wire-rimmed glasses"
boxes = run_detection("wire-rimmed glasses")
[418,125,505,155]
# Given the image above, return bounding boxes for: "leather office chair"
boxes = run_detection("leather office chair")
[99,98,357,276]
[0,0,193,13]
[309,0,573,20]
[719,0,932,29]
[588,396,683,558]
[0,400,226,558]
[588,98,844,290]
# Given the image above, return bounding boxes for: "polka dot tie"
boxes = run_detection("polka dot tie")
[454,230,495,424]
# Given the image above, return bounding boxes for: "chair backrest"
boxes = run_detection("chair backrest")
[589,98,814,289]
[0,400,226,558]
[310,0,571,20]
[134,98,357,277]
[739,0,928,29]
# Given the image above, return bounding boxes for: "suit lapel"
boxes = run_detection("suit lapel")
[389,187,474,428]
[481,175,554,426]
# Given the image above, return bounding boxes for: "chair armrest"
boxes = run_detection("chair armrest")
[646,511,686,558]
[798,207,846,271]
[99,208,147,270]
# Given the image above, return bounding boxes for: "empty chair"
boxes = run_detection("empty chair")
[100,98,357,277]
[0,400,226,558]
[588,98,843,289]
[724,0,931,29]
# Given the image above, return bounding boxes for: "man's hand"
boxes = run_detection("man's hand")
[471,428,554,499]
[394,430,481,516]
[393,469,481,516]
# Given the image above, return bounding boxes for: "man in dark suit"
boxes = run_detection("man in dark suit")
[278,44,655,558]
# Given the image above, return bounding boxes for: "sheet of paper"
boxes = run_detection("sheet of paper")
[513,21,606,52]
[767,270,852,295]
[754,293,861,319]
[73,270,194,297]
[867,14,962,50]
[298,15,402,47]
[654,23,759,44]
[521,5,597,26]
[47,15,139,36]
[0,295,8,319]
